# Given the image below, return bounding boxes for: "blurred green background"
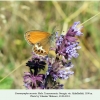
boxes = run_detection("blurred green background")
[0,1,100,89]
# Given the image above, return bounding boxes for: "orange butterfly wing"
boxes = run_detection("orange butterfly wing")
[25,30,51,55]
[24,30,50,45]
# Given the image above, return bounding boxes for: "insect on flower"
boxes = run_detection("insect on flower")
[24,21,83,89]
[24,30,56,56]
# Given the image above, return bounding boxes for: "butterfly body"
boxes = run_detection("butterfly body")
[25,30,56,56]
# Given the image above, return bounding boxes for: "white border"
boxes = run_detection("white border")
[0,90,100,100]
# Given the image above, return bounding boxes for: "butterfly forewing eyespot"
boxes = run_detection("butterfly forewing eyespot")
[24,31,34,45]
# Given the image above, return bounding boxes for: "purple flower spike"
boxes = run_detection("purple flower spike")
[24,21,83,89]
[65,42,81,60]
[23,72,44,89]
[55,21,83,60]
[57,70,74,79]
[66,21,83,37]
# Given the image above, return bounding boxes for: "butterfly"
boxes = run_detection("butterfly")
[24,30,56,56]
